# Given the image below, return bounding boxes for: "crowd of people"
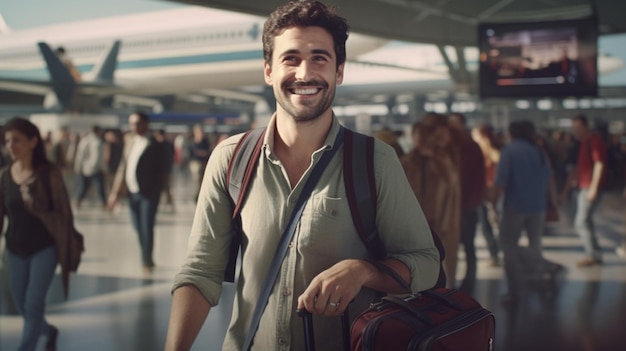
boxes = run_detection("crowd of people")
[377,112,626,302]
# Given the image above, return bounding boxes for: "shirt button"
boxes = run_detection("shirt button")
[331,209,338,216]
[278,337,286,345]
[288,241,294,248]
[282,288,291,296]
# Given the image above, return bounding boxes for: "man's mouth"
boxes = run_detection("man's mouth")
[289,87,321,95]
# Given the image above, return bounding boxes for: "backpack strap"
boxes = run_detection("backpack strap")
[226,128,266,218]
[223,127,266,283]
[343,129,386,259]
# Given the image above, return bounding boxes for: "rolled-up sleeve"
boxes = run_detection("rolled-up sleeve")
[373,142,440,292]
[171,135,242,306]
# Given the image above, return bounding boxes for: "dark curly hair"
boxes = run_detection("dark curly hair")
[262,0,349,69]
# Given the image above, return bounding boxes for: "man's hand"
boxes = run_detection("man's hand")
[297,259,373,317]
[106,194,118,212]
[586,188,597,202]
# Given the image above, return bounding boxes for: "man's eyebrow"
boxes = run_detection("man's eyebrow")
[279,49,333,57]
[311,49,332,57]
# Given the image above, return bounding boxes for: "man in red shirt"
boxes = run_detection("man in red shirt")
[571,114,607,267]
[448,113,486,292]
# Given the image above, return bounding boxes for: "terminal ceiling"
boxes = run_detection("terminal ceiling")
[170,0,626,46]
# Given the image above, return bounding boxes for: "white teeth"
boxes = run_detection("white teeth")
[292,88,318,95]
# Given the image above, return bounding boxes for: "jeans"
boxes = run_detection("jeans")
[460,208,479,285]
[76,171,106,205]
[128,192,160,267]
[499,208,545,295]
[574,189,603,261]
[7,246,57,351]
[479,202,500,261]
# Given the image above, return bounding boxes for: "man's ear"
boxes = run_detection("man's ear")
[264,61,273,85]
[336,63,345,85]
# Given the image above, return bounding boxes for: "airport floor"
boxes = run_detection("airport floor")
[1,173,625,351]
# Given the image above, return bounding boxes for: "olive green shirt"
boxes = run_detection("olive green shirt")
[172,115,439,351]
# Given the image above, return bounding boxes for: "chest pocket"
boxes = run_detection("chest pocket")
[298,193,364,258]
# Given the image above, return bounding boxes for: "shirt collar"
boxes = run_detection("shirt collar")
[263,113,342,161]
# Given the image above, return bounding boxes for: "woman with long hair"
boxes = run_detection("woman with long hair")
[0,117,81,351]
[401,113,461,288]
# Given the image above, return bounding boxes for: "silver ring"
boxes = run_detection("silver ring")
[327,301,340,308]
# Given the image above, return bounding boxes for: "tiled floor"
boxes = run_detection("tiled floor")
[1,173,625,351]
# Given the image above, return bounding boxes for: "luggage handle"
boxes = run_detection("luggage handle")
[367,260,464,311]
[296,307,351,351]
[419,289,464,310]
[296,309,317,351]
[380,295,433,325]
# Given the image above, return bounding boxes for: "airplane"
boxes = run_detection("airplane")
[0,6,390,112]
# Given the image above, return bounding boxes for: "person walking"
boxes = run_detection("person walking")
[73,125,106,208]
[107,112,169,273]
[165,2,440,350]
[448,113,486,293]
[0,117,82,351]
[472,123,502,266]
[494,120,552,304]
[568,114,608,267]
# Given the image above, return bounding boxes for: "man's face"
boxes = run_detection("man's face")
[264,26,344,123]
[435,125,451,148]
[571,119,586,140]
[129,114,148,136]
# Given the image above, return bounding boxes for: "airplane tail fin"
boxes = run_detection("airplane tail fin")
[37,42,76,109]
[90,40,121,83]
[0,13,11,34]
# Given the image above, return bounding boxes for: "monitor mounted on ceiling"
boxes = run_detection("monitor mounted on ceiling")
[478,17,598,99]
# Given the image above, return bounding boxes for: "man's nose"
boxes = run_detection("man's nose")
[295,60,314,81]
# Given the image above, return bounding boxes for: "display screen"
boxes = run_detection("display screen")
[478,18,598,99]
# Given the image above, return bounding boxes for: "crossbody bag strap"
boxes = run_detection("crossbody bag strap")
[243,127,345,351]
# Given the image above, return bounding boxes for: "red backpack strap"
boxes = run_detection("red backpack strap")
[223,127,266,282]
[226,128,266,219]
[343,129,386,259]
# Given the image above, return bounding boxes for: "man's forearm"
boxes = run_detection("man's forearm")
[362,258,412,294]
[165,285,212,351]
[589,162,604,194]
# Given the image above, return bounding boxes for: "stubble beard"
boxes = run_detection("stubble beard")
[276,82,335,123]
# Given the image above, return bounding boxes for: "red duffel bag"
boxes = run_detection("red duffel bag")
[298,261,496,351]
[350,287,495,351]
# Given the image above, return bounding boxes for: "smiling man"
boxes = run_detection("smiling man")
[165,1,439,350]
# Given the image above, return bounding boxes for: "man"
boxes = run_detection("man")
[165,1,439,350]
[494,121,551,304]
[153,129,176,213]
[448,113,486,293]
[73,125,106,208]
[188,124,211,202]
[107,112,169,272]
[570,114,607,266]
